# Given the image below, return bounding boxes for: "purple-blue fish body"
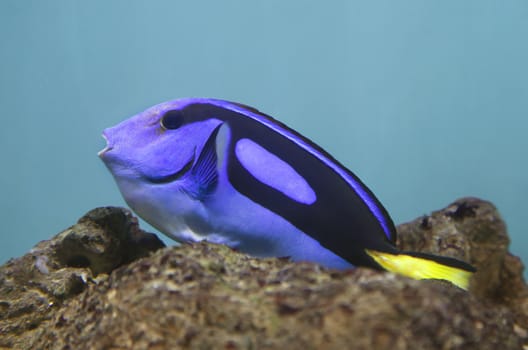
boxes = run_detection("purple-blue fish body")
[100,98,474,289]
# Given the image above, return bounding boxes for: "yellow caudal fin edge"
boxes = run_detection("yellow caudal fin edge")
[365,249,473,290]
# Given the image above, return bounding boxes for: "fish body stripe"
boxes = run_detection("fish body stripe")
[178,99,396,243]
[173,101,397,266]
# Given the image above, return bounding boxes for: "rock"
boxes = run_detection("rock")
[0,207,165,349]
[398,198,511,300]
[0,198,526,349]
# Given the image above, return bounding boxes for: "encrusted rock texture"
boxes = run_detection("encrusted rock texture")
[0,198,526,349]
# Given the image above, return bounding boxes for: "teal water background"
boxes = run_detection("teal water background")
[1,1,527,275]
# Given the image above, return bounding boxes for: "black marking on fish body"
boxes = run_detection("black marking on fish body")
[176,102,399,268]
[227,116,398,268]
[146,152,195,184]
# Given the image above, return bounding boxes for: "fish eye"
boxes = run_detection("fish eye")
[160,110,184,130]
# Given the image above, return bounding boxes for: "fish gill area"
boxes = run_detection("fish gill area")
[0,197,526,350]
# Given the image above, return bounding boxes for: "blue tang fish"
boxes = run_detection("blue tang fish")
[99,98,475,289]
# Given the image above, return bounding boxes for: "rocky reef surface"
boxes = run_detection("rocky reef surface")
[0,198,526,349]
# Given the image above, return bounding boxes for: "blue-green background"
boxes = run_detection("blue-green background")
[1,1,527,274]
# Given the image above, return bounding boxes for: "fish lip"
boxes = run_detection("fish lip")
[98,132,114,157]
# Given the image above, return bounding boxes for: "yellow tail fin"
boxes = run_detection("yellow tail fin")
[365,249,474,290]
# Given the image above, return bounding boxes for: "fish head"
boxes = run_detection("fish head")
[99,98,223,232]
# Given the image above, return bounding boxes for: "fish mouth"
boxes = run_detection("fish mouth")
[98,132,113,157]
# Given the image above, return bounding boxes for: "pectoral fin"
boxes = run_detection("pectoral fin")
[184,124,223,200]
